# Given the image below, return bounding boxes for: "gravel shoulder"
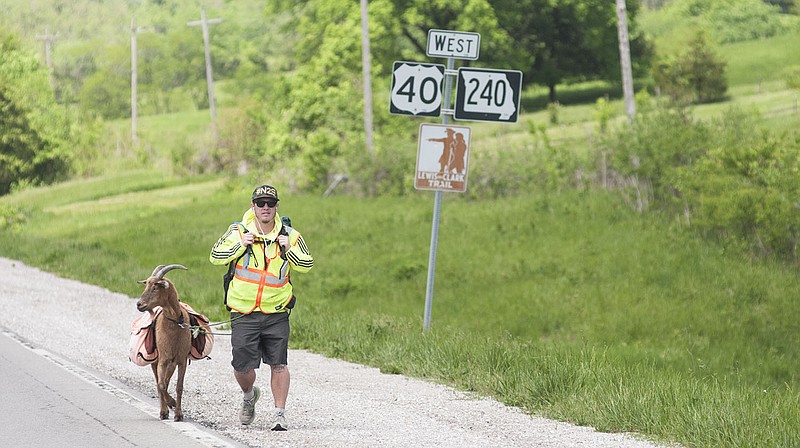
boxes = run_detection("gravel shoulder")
[0,257,676,448]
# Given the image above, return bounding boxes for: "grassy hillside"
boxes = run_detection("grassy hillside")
[3,174,800,447]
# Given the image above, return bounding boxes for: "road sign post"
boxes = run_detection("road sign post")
[421,57,456,332]
[389,29,522,332]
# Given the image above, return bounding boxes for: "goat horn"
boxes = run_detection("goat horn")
[150,265,166,277]
[152,264,188,280]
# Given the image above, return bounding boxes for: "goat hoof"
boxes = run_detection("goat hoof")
[174,414,183,422]
[160,412,169,420]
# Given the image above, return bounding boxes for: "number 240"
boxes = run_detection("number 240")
[466,78,507,107]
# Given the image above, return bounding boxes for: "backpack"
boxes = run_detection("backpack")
[223,216,296,311]
[128,302,214,367]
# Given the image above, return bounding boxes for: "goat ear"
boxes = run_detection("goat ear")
[137,280,146,285]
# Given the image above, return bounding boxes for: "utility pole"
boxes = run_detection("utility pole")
[615,0,636,122]
[188,8,222,122]
[131,17,140,147]
[35,26,59,69]
[360,0,374,158]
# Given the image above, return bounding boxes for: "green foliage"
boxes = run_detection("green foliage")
[390,0,511,67]
[674,108,800,260]
[643,0,792,46]
[785,65,800,90]
[593,96,617,134]
[763,0,797,13]
[605,106,708,197]
[0,30,76,195]
[602,100,800,262]
[652,32,728,105]
[253,0,425,192]
[708,0,787,44]
[79,70,130,119]
[0,203,25,231]
[658,0,788,44]
[493,0,652,101]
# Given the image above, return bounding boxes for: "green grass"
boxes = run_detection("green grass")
[3,175,800,447]
[718,29,800,88]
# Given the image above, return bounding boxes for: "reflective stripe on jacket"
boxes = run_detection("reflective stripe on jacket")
[209,209,313,314]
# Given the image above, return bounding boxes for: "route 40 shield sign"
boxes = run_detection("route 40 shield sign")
[390,61,444,117]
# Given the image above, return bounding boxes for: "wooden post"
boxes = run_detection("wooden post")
[188,8,223,122]
[615,0,636,122]
[360,0,374,158]
[131,17,139,147]
[35,26,59,69]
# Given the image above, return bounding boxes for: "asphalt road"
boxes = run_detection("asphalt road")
[0,329,243,448]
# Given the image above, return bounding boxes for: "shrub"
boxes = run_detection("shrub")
[708,0,786,44]
[602,102,800,261]
[785,65,800,90]
[674,108,800,260]
[652,32,728,105]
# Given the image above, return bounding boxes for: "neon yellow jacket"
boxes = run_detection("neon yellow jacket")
[209,208,313,314]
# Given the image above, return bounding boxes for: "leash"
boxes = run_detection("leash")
[175,312,249,337]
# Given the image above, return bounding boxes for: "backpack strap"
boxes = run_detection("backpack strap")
[232,221,253,268]
[223,222,250,311]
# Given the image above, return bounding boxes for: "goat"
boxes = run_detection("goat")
[136,264,192,421]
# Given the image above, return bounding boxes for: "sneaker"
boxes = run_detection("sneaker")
[239,386,261,425]
[270,410,288,431]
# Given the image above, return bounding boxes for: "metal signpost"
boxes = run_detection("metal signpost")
[390,29,522,331]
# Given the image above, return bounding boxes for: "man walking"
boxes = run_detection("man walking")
[210,184,314,430]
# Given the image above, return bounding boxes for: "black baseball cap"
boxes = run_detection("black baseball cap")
[252,184,279,201]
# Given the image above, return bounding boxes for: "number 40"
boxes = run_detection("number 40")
[397,76,440,105]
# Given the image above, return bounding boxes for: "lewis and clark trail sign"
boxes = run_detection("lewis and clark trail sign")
[415,124,471,193]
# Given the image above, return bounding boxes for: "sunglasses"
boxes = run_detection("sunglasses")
[254,199,278,208]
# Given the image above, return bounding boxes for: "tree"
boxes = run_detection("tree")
[491,0,653,103]
[652,32,727,105]
[0,31,73,195]
[385,0,512,67]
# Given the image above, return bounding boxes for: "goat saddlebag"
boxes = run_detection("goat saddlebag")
[128,302,214,367]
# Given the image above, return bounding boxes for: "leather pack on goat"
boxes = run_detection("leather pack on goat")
[136,264,192,422]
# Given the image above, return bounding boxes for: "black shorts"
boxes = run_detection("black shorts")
[230,311,290,372]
